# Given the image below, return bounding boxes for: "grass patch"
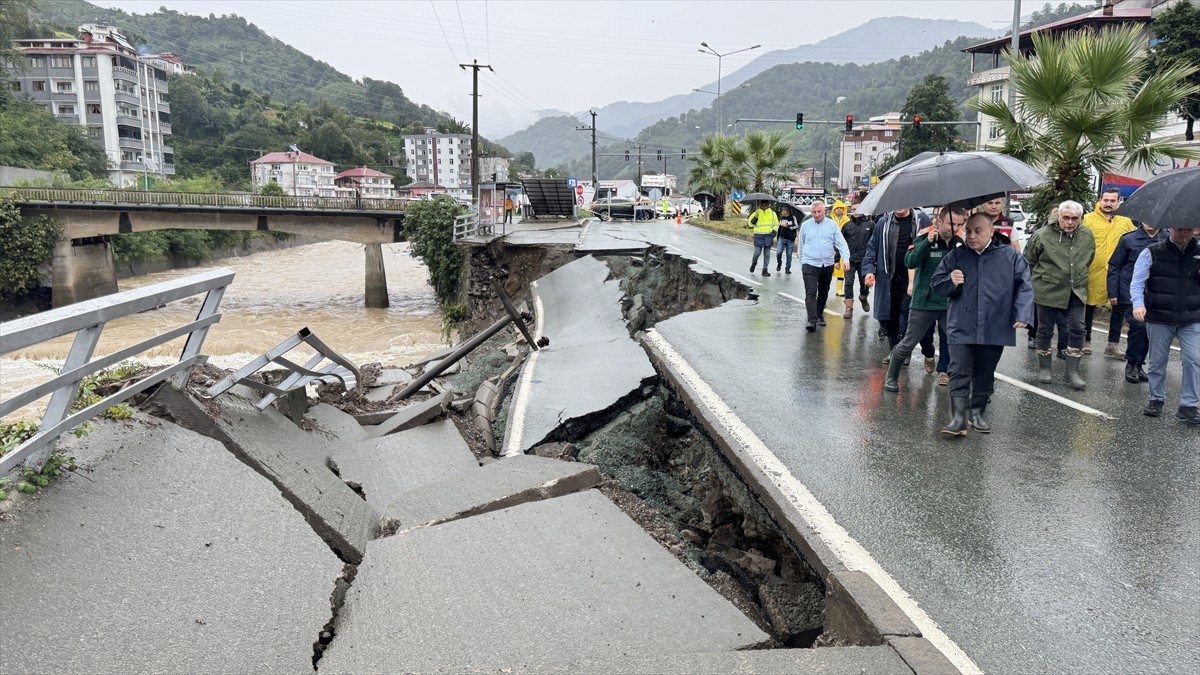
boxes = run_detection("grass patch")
[685,217,754,241]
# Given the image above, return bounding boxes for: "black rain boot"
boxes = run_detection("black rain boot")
[942,397,969,436]
[884,351,905,392]
[1125,362,1140,383]
[968,402,991,433]
[1037,351,1053,384]
[1064,354,1086,390]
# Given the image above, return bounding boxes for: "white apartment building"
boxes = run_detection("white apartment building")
[250,150,336,197]
[402,128,472,190]
[6,24,176,185]
[334,166,396,199]
[838,114,901,189]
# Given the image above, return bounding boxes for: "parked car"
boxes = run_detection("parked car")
[590,198,656,221]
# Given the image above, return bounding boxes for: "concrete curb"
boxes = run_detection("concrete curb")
[639,333,961,675]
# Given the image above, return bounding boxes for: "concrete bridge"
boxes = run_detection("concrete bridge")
[5,188,407,308]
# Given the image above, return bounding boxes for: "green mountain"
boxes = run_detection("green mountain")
[497,115,593,173]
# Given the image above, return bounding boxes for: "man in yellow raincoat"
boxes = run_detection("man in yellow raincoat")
[1082,188,1134,357]
[830,199,850,295]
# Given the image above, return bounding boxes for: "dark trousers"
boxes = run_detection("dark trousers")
[843,263,868,298]
[1124,307,1149,366]
[1109,302,1128,344]
[801,264,834,323]
[883,272,909,348]
[1084,304,1097,342]
[948,344,1005,408]
[504,208,513,224]
[1036,294,1086,351]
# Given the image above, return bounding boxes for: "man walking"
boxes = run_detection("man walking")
[1131,225,1200,426]
[1025,200,1096,390]
[747,199,779,277]
[775,204,800,274]
[932,213,1034,435]
[863,207,932,349]
[840,204,874,319]
[797,201,851,332]
[1107,221,1167,383]
[1083,188,1135,356]
[884,205,966,392]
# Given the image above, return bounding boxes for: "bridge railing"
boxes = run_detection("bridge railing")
[1,187,408,212]
[0,268,234,474]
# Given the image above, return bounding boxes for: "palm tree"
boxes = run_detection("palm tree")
[741,130,795,193]
[687,131,796,219]
[687,135,740,220]
[971,23,1200,218]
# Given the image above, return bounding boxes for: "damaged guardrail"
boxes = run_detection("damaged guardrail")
[205,327,361,409]
[0,268,234,473]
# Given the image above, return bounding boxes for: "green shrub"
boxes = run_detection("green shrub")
[403,196,466,305]
[0,198,60,298]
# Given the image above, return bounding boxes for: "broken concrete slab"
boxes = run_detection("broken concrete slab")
[306,403,369,442]
[887,636,961,675]
[0,415,342,674]
[371,367,414,387]
[364,391,451,438]
[363,386,395,403]
[382,454,601,531]
[329,419,479,514]
[502,256,656,455]
[423,358,461,376]
[319,490,769,672]
[148,386,377,564]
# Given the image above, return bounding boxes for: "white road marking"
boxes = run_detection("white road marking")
[993,373,1116,420]
[503,282,543,457]
[643,330,982,675]
[727,272,763,287]
[1091,325,1180,352]
[776,291,848,318]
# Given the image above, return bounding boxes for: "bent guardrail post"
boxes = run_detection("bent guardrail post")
[0,268,234,473]
[204,327,360,410]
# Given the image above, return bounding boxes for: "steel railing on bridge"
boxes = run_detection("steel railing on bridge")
[0,268,234,473]
[1,187,408,212]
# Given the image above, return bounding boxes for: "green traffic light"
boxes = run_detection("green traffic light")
[796,113,804,130]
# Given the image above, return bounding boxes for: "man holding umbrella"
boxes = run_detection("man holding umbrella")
[747,197,779,277]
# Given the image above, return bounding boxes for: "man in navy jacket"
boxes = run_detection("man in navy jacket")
[1107,222,1167,383]
[932,213,1035,436]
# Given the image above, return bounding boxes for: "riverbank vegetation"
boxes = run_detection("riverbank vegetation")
[403,196,466,308]
[0,198,60,299]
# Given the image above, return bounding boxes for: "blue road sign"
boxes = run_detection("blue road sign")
[567,177,578,188]
[731,189,745,201]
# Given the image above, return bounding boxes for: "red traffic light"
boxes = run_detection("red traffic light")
[845,115,854,132]
[913,115,922,130]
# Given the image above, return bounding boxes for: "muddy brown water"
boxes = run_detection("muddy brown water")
[1,241,446,421]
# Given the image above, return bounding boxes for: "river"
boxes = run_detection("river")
[1,241,446,421]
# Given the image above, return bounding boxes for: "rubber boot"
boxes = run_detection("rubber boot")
[843,299,853,320]
[1037,351,1053,384]
[942,397,969,436]
[1063,354,1086,390]
[884,351,905,392]
[968,403,992,433]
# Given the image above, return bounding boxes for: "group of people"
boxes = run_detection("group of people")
[745,192,1200,433]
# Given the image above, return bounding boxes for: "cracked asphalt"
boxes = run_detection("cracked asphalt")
[581,218,1200,674]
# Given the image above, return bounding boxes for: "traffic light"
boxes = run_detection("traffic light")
[624,150,630,161]
[912,115,922,131]
[795,113,804,130]
[681,149,686,159]
[845,115,854,132]
[656,150,662,161]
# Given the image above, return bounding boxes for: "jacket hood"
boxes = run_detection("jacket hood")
[832,199,849,225]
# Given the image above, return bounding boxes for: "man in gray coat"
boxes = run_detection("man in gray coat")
[932,213,1035,436]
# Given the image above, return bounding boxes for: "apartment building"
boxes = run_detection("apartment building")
[838,113,901,189]
[6,24,175,185]
[402,128,472,193]
[334,166,396,199]
[250,150,336,197]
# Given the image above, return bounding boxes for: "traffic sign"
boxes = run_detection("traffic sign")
[567,177,578,188]
[731,189,745,201]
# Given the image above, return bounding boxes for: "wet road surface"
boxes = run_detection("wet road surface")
[588,219,1200,674]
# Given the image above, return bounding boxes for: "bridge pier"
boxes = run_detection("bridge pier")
[52,236,118,307]
[364,243,389,309]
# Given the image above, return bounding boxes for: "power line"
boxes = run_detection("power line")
[484,0,491,62]
[454,0,472,61]
[429,1,462,63]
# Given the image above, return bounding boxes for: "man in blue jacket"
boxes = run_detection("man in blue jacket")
[1107,221,1167,383]
[932,213,1035,436]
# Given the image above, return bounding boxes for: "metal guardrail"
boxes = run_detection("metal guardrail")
[453,211,483,240]
[0,268,234,473]
[1,187,409,213]
[204,327,360,410]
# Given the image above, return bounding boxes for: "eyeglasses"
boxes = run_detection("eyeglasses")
[1060,216,1081,222]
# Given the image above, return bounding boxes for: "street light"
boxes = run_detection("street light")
[698,42,760,135]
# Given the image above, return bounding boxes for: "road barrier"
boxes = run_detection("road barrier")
[0,268,234,473]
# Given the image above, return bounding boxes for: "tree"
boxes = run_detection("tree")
[403,196,465,305]
[741,130,796,193]
[971,24,1200,219]
[0,199,61,299]
[896,74,961,161]
[1148,1,1200,141]
[686,135,742,221]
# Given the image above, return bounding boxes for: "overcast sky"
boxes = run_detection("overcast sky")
[99,0,1020,135]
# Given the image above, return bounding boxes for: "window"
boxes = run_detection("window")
[56,81,72,92]
[854,140,862,149]
[271,164,280,171]
[33,80,46,91]
[29,56,45,68]
[871,145,878,152]
[9,81,18,92]
[57,104,74,115]
[853,164,862,173]
[84,80,99,91]
[81,56,96,68]
[988,122,1001,140]
[121,151,142,162]
[854,152,862,161]
[87,127,102,139]
[158,92,168,103]
[118,105,137,117]
[884,130,893,137]
[87,103,101,114]
[50,56,72,69]
[991,84,1003,102]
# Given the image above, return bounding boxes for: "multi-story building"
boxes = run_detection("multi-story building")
[333,166,396,199]
[402,128,472,193]
[250,150,336,197]
[838,114,901,189]
[6,23,176,185]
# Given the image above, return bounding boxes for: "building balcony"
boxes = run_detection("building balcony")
[113,90,139,105]
[160,144,173,155]
[115,113,140,125]
[162,163,176,175]
[966,65,1010,88]
[118,136,144,149]
[54,114,80,124]
[120,161,145,171]
[156,121,171,134]
[112,67,138,81]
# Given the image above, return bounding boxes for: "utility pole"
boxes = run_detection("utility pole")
[633,143,647,188]
[822,152,828,196]
[577,110,597,187]
[460,59,493,201]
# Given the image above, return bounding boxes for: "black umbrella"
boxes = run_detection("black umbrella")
[742,192,776,203]
[692,190,716,208]
[1115,166,1199,230]
[879,150,943,178]
[858,151,1047,215]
